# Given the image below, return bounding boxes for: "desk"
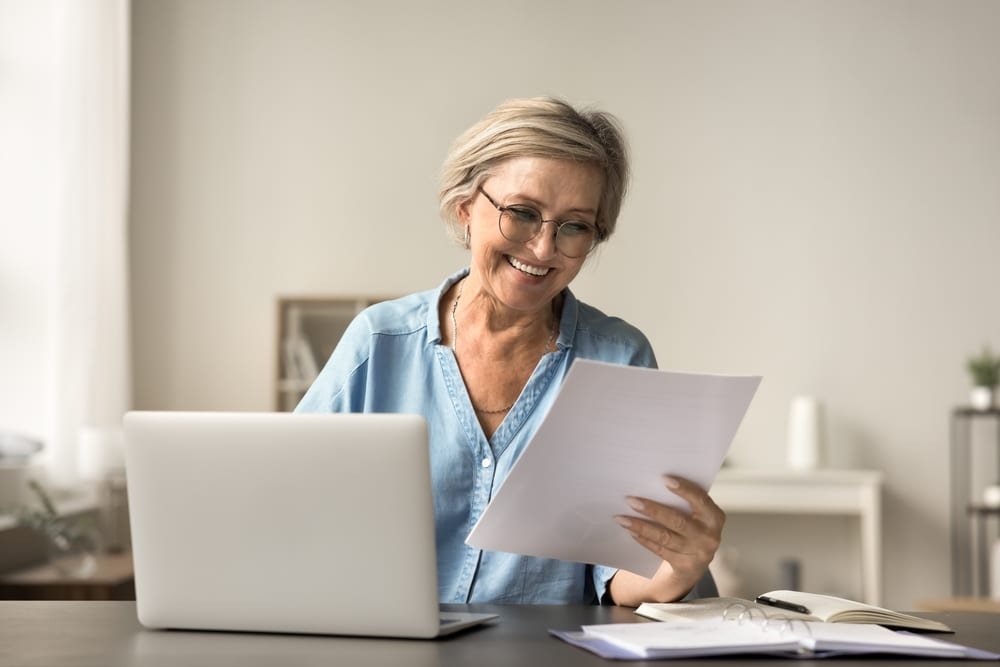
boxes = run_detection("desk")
[712,468,883,605]
[917,597,1000,613]
[0,601,994,666]
[0,551,134,601]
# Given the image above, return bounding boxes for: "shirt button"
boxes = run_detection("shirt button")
[481,457,492,468]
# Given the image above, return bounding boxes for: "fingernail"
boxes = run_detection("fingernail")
[664,475,680,489]
[614,515,633,528]
[626,496,645,512]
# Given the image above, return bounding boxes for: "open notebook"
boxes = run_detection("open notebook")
[551,619,999,661]
[550,591,1000,660]
[635,590,951,633]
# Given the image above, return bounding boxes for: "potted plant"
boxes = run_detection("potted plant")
[966,345,1000,410]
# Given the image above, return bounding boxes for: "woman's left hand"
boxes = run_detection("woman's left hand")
[610,475,725,605]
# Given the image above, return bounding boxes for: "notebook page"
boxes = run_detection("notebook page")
[580,620,802,658]
[636,597,814,623]
[763,590,951,631]
[801,622,968,658]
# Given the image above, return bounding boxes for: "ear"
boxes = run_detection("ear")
[456,194,475,224]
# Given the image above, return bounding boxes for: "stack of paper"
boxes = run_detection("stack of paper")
[466,359,761,576]
[552,620,999,660]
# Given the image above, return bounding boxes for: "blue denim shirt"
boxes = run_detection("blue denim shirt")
[296,268,715,604]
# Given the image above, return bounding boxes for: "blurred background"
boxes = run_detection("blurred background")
[1,0,998,610]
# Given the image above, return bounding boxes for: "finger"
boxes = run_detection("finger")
[662,476,726,529]
[628,531,706,581]
[625,497,693,538]
[618,513,721,574]
[615,514,690,555]
[623,523,704,571]
[661,475,705,507]
[620,493,723,554]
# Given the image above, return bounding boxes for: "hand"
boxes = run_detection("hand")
[611,475,725,604]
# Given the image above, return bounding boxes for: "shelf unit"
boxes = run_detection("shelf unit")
[950,407,1000,597]
[713,467,883,605]
[273,296,390,411]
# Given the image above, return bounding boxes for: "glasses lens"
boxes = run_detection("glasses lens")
[498,207,598,258]
[499,207,542,243]
[555,222,597,258]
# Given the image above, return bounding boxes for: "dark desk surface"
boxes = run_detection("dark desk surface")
[0,601,997,666]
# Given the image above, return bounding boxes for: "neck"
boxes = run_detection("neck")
[449,277,558,416]
[451,277,559,343]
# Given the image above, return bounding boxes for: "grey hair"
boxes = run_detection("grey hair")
[438,97,630,247]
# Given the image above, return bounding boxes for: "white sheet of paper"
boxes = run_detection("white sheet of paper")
[465,359,761,576]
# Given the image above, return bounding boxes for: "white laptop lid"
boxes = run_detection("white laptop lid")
[124,411,484,639]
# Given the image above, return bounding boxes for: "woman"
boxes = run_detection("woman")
[296,97,724,606]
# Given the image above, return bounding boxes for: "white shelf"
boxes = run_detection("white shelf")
[273,295,391,411]
[713,467,883,605]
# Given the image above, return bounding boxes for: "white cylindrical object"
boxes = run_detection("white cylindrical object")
[983,485,1000,509]
[991,538,1000,601]
[77,426,125,480]
[970,387,994,411]
[787,396,824,470]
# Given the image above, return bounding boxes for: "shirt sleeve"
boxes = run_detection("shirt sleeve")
[595,567,719,605]
[294,310,372,414]
[592,564,619,605]
[631,336,657,370]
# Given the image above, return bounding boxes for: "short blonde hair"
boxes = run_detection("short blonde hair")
[439,97,629,246]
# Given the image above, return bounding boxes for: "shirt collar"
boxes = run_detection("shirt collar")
[426,267,469,345]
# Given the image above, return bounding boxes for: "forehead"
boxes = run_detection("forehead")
[489,157,603,211]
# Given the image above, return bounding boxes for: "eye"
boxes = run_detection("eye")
[558,221,595,237]
[505,206,541,225]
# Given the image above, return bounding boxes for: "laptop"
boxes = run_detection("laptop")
[123,411,497,638]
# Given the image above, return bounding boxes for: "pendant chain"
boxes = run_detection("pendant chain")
[450,278,556,414]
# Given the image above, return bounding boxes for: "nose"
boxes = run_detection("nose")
[525,220,559,260]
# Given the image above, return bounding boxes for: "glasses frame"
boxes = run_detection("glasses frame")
[477,187,601,259]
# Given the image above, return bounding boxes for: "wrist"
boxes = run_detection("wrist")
[609,563,699,606]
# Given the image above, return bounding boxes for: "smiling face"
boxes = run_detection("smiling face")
[457,156,604,317]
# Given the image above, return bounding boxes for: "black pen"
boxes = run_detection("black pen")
[755,595,811,615]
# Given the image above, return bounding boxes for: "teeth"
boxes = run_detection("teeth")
[508,256,549,276]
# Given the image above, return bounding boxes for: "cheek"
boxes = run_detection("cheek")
[562,258,587,279]
[471,220,511,254]
[473,212,499,239]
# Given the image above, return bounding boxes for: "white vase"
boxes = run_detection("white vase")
[984,485,1000,509]
[787,396,824,470]
[992,538,1000,601]
[970,386,995,411]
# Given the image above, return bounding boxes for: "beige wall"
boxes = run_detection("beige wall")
[130,0,1000,608]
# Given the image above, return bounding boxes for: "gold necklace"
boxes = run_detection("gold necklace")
[450,279,557,414]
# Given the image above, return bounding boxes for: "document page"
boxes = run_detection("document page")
[578,620,801,658]
[558,621,981,660]
[466,359,761,576]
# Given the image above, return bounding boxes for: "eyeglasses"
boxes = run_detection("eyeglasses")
[478,187,601,259]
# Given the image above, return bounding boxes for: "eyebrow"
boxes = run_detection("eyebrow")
[504,193,598,218]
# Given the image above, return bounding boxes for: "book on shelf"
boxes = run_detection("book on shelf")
[281,335,319,386]
[551,617,996,661]
[635,590,951,633]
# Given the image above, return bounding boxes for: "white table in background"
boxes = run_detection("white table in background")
[712,468,883,606]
